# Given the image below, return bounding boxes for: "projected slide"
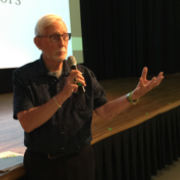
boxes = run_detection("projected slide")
[0,0,83,69]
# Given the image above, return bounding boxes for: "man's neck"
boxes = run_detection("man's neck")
[42,55,64,72]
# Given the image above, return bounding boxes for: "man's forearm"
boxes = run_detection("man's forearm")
[17,92,66,133]
[95,94,133,120]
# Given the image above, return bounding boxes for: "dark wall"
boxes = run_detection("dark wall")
[0,68,16,94]
[80,0,180,79]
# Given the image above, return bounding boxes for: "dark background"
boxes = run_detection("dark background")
[0,0,180,94]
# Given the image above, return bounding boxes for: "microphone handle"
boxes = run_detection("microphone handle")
[71,65,86,93]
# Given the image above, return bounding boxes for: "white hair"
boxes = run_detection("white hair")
[35,14,66,36]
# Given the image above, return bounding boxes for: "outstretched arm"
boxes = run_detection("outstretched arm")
[95,67,164,120]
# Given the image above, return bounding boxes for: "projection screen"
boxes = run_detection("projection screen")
[0,0,83,69]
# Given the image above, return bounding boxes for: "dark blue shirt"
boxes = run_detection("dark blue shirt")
[13,56,108,154]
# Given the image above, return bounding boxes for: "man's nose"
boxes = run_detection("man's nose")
[58,36,65,46]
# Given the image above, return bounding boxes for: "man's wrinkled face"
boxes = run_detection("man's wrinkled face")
[40,20,68,62]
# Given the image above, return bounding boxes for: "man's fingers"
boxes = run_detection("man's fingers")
[139,77,144,89]
[145,77,156,91]
[69,70,85,82]
[141,67,148,81]
[73,78,86,86]
[152,72,164,86]
[156,72,164,79]
[68,70,86,86]
[70,69,82,75]
[72,83,78,88]
[154,76,164,86]
[72,84,78,92]
[152,77,157,83]
[151,77,157,86]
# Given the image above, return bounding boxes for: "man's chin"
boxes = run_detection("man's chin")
[54,56,66,62]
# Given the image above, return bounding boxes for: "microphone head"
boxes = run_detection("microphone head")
[67,56,77,67]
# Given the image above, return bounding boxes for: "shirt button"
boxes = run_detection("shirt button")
[61,147,65,150]
[61,132,64,134]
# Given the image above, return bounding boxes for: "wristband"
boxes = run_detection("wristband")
[127,91,139,105]
[53,97,62,108]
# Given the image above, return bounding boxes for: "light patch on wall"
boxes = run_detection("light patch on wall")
[72,37,83,51]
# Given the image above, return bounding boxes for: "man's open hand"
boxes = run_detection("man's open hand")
[132,67,164,100]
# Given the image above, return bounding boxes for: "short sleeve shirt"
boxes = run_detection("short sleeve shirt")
[13,56,108,154]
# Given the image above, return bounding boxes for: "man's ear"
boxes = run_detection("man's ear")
[34,37,43,50]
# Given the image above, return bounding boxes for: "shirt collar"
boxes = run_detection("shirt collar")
[38,54,70,77]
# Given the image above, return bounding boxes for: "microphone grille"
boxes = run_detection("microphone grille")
[67,56,77,66]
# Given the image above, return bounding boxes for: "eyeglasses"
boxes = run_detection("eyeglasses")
[38,33,71,43]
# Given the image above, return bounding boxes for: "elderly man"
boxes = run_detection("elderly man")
[13,14,164,180]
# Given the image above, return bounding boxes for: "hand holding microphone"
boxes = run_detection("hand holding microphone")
[67,56,86,93]
[61,68,86,99]
[57,56,86,104]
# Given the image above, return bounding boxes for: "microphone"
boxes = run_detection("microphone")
[67,56,86,93]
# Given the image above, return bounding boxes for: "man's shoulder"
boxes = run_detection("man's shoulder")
[13,59,40,76]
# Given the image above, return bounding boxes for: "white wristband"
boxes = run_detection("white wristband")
[53,97,61,108]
